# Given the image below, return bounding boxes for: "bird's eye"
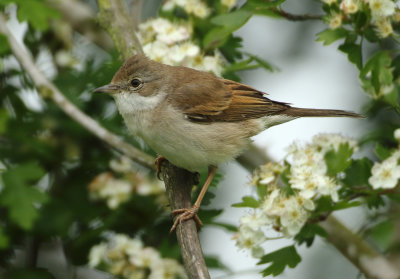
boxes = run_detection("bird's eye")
[130,78,142,88]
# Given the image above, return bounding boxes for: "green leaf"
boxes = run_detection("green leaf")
[0,226,9,249]
[203,27,232,50]
[0,33,10,55]
[198,209,223,224]
[258,245,301,277]
[0,108,10,134]
[0,163,48,230]
[15,0,60,31]
[246,53,276,71]
[204,255,230,270]
[317,28,349,45]
[210,221,238,232]
[211,10,252,30]
[374,143,392,160]
[6,268,55,279]
[366,193,385,209]
[360,51,393,93]
[343,158,373,187]
[295,223,327,247]
[243,0,287,15]
[224,58,257,72]
[339,43,362,69]
[204,10,252,50]
[219,36,243,62]
[232,196,260,208]
[382,86,399,108]
[368,220,394,251]
[324,143,353,176]
[224,55,276,73]
[331,200,361,210]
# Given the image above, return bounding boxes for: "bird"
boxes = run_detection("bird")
[94,54,362,232]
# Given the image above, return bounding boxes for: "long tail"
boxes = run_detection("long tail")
[284,107,364,118]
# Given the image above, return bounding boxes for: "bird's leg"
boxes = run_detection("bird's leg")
[155,155,166,180]
[170,165,218,233]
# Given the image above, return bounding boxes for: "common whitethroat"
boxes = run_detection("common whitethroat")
[94,54,362,232]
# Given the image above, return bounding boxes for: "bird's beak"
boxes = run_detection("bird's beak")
[93,84,120,94]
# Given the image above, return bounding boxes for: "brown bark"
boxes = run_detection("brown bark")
[160,160,211,279]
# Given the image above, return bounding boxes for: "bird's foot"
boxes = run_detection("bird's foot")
[155,155,166,180]
[170,205,202,233]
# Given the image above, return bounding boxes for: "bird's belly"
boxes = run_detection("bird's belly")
[142,123,251,172]
[124,111,262,172]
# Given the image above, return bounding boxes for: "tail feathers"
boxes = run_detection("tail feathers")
[284,107,364,118]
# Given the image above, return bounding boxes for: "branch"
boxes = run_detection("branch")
[0,14,155,170]
[272,8,323,21]
[320,216,400,279]
[95,2,211,277]
[46,0,114,50]
[97,0,144,59]
[130,0,143,30]
[160,160,211,279]
[237,147,400,279]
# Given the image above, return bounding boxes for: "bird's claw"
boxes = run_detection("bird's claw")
[170,205,202,233]
[155,155,166,180]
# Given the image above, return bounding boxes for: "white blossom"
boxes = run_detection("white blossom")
[312,133,358,153]
[89,234,187,279]
[321,0,337,4]
[341,0,360,14]
[88,243,107,267]
[329,13,342,29]
[394,128,400,141]
[369,155,400,189]
[369,0,396,19]
[149,259,188,279]
[374,17,394,37]
[88,171,165,209]
[130,247,162,268]
[162,0,211,18]
[280,198,310,236]
[138,18,224,76]
[221,0,237,9]
[109,156,133,173]
[236,225,266,257]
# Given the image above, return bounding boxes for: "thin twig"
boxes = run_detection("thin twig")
[130,0,143,29]
[272,8,323,21]
[0,14,155,170]
[161,160,211,279]
[46,0,114,50]
[97,0,144,58]
[320,216,400,279]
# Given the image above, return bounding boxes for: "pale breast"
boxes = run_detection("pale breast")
[121,102,264,172]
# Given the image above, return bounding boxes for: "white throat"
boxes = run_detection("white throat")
[113,92,166,115]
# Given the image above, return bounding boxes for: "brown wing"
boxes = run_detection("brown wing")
[168,69,290,123]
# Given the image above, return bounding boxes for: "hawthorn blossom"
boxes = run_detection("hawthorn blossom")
[341,0,359,14]
[162,0,211,18]
[221,0,238,9]
[236,134,357,258]
[369,154,400,189]
[137,17,224,76]
[89,234,187,279]
[369,0,396,19]
[329,12,343,29]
